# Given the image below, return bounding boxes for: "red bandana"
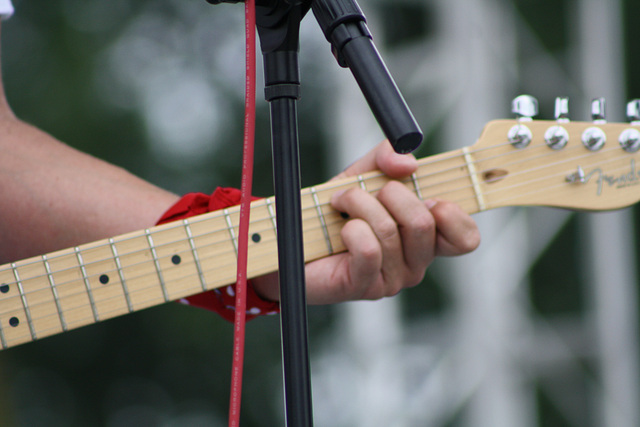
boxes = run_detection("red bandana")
[156,187,280,322]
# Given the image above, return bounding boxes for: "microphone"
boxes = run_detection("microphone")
[312,0,423,154]
[206,0,423,154]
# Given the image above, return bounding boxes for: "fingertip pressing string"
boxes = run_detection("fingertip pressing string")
[229,0,256,426]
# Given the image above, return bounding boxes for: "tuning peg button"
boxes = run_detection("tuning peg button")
[582,127,606,151]
[508,125,533,149]
[511,95,539,121]
[545,126,569,150]
[509,95,537,148]
[627,99,640,125]
[591,98,606,123]
[544,98,571,149]
[620,129,640,152]
[554,97,570,122]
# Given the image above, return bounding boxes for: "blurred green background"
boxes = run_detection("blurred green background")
[0,0,639,426]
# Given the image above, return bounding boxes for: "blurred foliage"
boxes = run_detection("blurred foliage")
[1,0,333,425]
[0,0,639,426]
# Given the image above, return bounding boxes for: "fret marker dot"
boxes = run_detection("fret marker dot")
[340,212,350,220]
[99,274,110,285]
[0,284,9,293]
[171,255,182,265]
[252,233,261,243]
[9,317,19,327]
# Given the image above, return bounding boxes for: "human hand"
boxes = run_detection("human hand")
[252,141,480,305]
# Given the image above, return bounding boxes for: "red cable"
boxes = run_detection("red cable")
[229,0,256,425]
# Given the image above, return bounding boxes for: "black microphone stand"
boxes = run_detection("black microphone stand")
[254,1,314,426]
[207,1,422,426]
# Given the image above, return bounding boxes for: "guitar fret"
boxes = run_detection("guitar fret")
[74,247,100,322]
[12,263,37,341]
[463,147,487,211]
[311,187,334,255]
[145,230,170,303]
[183,219,207,292]
[0,319,7,349]
[224,209,238,255]
[358,175,367,191]
[109,238,134,312]
[411,172,423,200]
[42,255,67,332]
[265,197,278,233]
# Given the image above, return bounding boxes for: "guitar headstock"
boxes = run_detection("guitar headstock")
[470,96,640,211]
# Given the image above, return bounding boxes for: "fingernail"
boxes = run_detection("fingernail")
[331,190,346,204]
[425,199,438,209]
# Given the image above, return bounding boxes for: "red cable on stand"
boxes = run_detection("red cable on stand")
[229,1,256,425]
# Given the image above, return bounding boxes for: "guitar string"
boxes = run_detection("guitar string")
[0,139,633,310]
[0,212,341,326]
[481,152,640,204]
[0,225,347,345]
[0,133,596,278]
[0,142,627,347]
[0,199,351,343]
[0,164,635,347]
[0,124,616,344]
[0,142,485,276]
[0,139,632,302]
[0,127,624,276]
[0,142,516,302]
[1,140,638,342]
[1,159,634,344]
[0,224,352,344]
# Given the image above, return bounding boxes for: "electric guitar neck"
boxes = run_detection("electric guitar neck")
[1,112,639,350]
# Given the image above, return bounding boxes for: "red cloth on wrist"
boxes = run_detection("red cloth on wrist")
[156,187,280,322]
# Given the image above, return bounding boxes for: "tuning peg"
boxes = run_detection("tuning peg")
[542,96,570,150]
[508,95,537,148]
[591,98,606,122]
[620,99,640,152]
[554,97,570,122]
[579,98,607,151]
[620,128,640,152]
[511,95,538,121]
[627,99,640,125]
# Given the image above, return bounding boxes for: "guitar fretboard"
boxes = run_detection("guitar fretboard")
[0,147,476,350]
[4,116,638,351]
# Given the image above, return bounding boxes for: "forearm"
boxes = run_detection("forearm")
[0,116,179,263]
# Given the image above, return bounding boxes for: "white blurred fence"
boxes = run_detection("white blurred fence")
[312,1,640,426]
